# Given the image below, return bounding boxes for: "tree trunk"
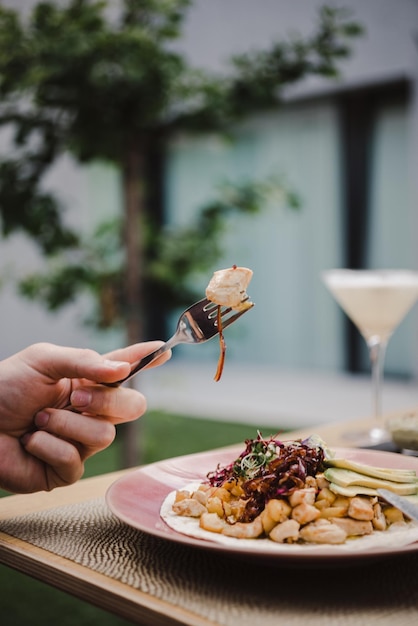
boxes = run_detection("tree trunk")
[120,139,146,467]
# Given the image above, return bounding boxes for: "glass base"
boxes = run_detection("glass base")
[342,425,391,448]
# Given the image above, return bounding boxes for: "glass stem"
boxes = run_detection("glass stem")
[368,337,387,419]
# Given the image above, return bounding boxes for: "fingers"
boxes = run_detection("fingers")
[69,385,147,422]
[21,430,85,489]
[31,382,146,462]
[23,340,171,384]
[20,383,144,490]
[105,341,172,371]
[23,342,132,383]
[34,409,116,452]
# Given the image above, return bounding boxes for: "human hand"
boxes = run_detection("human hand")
[0,341,170,494]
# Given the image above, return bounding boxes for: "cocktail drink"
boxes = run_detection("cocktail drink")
[322,270,418,445]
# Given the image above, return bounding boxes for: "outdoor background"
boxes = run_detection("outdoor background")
[1,0,418,423]
[1,2,418,625]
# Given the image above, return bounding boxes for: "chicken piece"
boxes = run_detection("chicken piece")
[383,506,405,525]
[174,490,191,503]
[289,488,316,507]
[197,483,211,493]
[261,499,291,533]
[291,502,321,525]
[305,476,318,490]
[318,505,349,519]
[372,502,387,531]
[299,519,347,544]
[333,495,350,511]
[205,266,253,311]
[315,487,337,506]
[316,474,331,490]
[347,496,374,521]
[261,509,277,535]
[192,489,208,506]
[267,498,292,522]
[200,512,226,534]
[172,498,206,518]
[329,517,373,536]
[269,519,300,544]
[223,479,244,497]
[314,499,330,511]
[213,487,231,502]
[230,482,245,497]
[206,496,225,517]
[222,516,264,539]
[229,499,247,521]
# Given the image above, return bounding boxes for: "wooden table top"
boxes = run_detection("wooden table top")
[1,411,417,626]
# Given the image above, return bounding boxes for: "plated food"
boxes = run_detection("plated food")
[205,265,254,381]
[163,433,418,547]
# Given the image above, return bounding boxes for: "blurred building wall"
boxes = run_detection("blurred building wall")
[166,0,418,379]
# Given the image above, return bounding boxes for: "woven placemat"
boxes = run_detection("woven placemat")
[1,497,418,626]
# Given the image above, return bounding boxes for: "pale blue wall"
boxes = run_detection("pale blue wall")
[165,94,417,376]
[165,99,345,370]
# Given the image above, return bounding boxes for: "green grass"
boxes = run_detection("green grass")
[1,411,282,626]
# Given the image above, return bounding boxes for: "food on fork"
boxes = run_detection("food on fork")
[205,265,253,381]
[206,265,253,312]
[164,433,418,546]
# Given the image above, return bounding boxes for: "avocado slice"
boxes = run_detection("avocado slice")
[324,468,418,495]
[325,457,417,483]
[328,483,381,497]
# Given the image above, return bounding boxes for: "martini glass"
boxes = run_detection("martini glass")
[322,269,418,446]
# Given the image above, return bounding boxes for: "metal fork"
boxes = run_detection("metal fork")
[105,297,254,387]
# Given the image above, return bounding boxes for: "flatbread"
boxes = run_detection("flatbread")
[160,482,418,554]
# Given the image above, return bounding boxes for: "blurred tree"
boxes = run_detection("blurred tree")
[0,0,362,463]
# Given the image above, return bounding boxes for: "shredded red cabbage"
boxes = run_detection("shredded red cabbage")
[206,433,325,522]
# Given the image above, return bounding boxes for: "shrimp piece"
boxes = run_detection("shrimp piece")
[222,516,264,539]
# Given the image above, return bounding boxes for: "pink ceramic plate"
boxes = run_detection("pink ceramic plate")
[106,446,418,564]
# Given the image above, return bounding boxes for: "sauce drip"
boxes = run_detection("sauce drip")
[214,305,226,381]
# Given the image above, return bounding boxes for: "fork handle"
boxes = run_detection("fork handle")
[103,341,172,387]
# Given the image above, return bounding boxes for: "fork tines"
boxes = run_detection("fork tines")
[204,295,252,319]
